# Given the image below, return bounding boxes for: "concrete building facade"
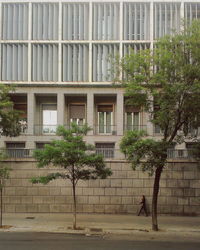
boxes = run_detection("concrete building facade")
[0,0,200,214]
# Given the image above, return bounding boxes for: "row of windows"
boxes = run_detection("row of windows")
[1,2,200,41]
[5,142,116,159]
[1,43,150,82]
[13,100,146,135]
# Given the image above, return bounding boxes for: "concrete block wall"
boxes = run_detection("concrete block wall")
[1,160,200,215]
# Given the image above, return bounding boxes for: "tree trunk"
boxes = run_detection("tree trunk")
[72,179,77,230]
[0,188,2,228]
[152,166,163,231]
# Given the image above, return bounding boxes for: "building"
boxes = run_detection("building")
[0,0,200,214]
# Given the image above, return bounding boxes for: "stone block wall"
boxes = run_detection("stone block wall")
[1,160,200,215]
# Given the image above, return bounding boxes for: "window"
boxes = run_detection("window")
[93,44,119,82]
[97,105,113,134]
[32,44,58,81]
[154,3,181,39]
[95,143,115,158]
[62,44,89,81]
[42,104,57,134]
[124,3,150,40]
[124,106,146,132]
[93,3,119,40]
[6,142,29,158]
[63,3,89,40]
[2,3,28,40]
[32,3,58,40]
[69,104,85,127]
[1,44,28,81]
[125,112,139,131]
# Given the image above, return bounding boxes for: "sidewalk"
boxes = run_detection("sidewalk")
[1,213,200,236]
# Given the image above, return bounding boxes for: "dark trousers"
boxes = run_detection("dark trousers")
[138,205,148,216]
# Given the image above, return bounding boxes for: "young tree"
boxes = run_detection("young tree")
[31,124,112,230]
[119,20,200,231]
[0,153,10,228]
[0,84,21,137]
[0,84,21,227]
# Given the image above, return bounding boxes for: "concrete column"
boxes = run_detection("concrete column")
[150,1,154,50]
[88,1,92,83]
[116,93,124,136]
[27,92,35,135]
[28,2,32,82]
[87,93,94,135]
[57,93,65,126]
[58,2,62,83]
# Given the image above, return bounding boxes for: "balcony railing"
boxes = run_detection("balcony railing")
[0,148,124,160]
[124,125,147,132]
[0,148,196,160]
[0,148,34,158]
[167,149,195,159]
[34,125,58,135]
[94,125,117,135]
[95,148,115,159]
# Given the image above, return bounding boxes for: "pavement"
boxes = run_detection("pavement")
[1,213,200,237]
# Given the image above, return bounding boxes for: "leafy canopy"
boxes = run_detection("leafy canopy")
[119,20,200,172]
[0,84,21,137]
[119,20,200,144]
[31,124,112,185]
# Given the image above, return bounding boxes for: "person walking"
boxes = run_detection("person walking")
[138,195,148,216]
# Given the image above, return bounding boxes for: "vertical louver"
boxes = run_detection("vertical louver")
[2,3,28,40]
[62,44,89,81]
[93,44,119,81]
[93,3,119,40]
[154,3,181,39]
[63,3,89,40]
[185,3,200,22]
[124,3,150,40]
[32,3,59,40]
[32,44,58,81]
[2,44,28,81]
[123,43,150,55]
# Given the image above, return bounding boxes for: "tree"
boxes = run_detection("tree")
[0,84,21,137]
[119,20,200,231]
[0,84,21,227]
[31,124,112,230]
[0,153,10,228]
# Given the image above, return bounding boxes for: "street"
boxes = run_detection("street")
[0,232,200,250]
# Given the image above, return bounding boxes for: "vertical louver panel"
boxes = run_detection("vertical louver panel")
[154,3,181,39]
[63,3,89,40]
[123,43,150,55]
[185,3,200,22]
[124,3,150,40]
[2,3,28,40]
[93,3,119,40]
[32,44,58,81]
[62,44,89,81]
[2,44,28,81]
[32,3,58,40]
[93,44,119,81]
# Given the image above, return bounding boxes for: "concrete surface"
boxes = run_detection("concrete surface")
[0,213,200,237]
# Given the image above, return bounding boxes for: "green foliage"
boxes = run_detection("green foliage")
[32,123,112,185]
[0,152,11,189]
[118,20,200,144]
[120,130,169,175]
[0,84,21,137]
[118,20,200,175]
